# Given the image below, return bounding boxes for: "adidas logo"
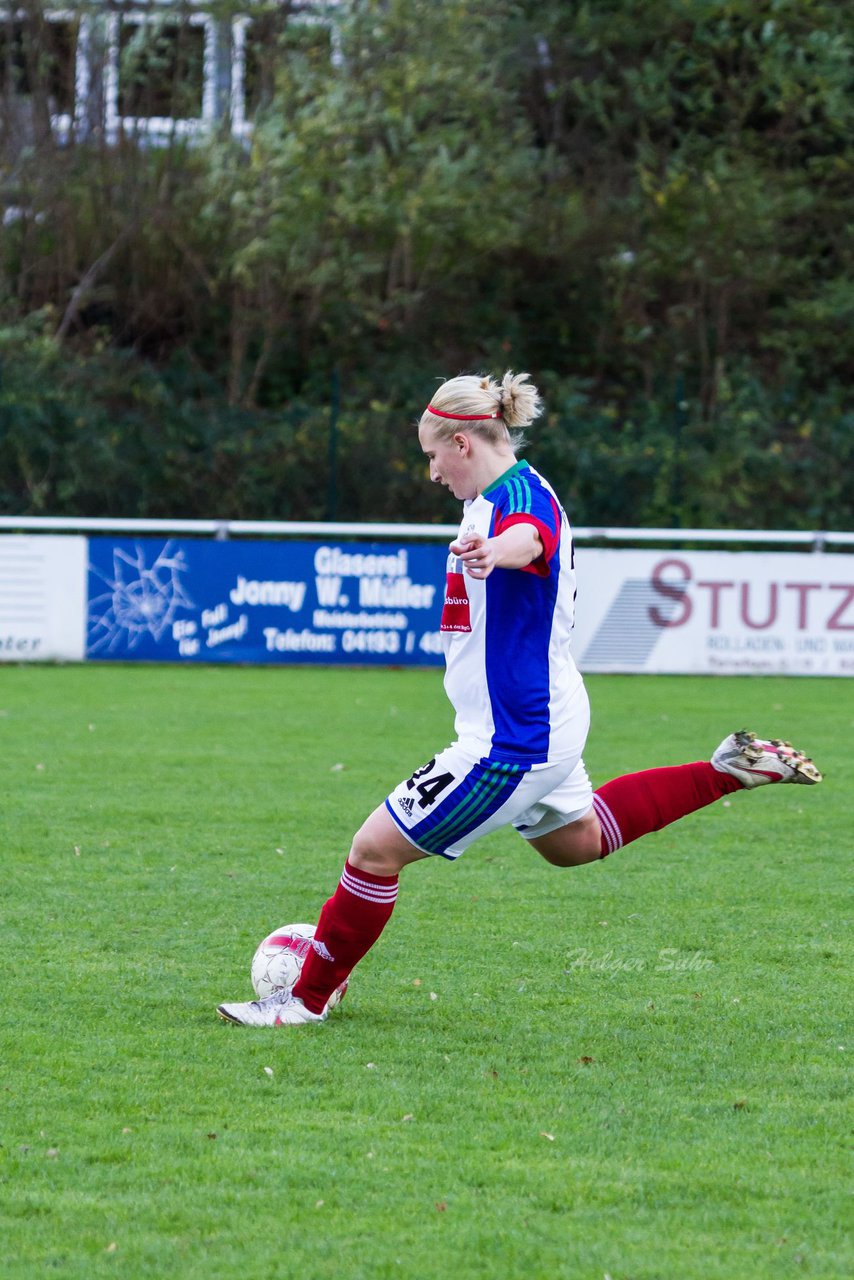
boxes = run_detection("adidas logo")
[397,795,415,816]
[311,938,335,962]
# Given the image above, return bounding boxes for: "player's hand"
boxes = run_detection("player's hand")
[451,534,496,579]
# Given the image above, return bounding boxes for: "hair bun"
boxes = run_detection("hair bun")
[421,369,542,450]
[499,371,542,430]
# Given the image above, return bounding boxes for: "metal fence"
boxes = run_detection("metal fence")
[2,516,852,551]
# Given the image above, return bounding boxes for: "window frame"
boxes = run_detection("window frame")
[104,7,216,142]
[230,3,340,140]
[1,1,341,144]
[0,6,79,139]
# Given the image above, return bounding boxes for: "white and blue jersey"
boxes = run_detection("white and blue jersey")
[385,459,592,860]
[440,459,583,765]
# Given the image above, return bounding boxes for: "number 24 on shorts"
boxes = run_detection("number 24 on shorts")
[405,758,455,809]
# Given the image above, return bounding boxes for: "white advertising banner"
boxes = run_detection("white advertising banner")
[0,536,87,662]
[3,534,853,675]
[572,549,854,676]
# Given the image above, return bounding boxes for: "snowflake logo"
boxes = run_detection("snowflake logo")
[88,541,195,654]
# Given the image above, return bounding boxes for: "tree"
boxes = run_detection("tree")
[0,0,851,526]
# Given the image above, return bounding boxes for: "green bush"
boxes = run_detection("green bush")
[1,320,850,529]
[0,1,851,529]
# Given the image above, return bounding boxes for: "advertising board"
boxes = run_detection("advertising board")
[573,549,854,676]
[2,534,851,676]
[0,536,87,662]
[86,537,447,665]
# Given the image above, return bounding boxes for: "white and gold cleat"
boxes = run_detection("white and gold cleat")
[711,730,822,789]
[217,989,327,1027]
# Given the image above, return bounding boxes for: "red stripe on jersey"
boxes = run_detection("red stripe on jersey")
[492,503,560,577]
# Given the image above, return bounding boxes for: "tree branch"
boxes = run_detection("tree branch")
[55,226,135,342]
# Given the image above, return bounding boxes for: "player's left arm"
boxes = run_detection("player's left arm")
[451,524,544,579]
[452,479,562,580]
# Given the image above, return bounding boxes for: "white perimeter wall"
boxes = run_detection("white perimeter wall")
[573,549,854,676]
[0,536,88,662]
[2,534,854,675]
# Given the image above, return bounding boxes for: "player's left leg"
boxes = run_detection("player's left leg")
[290,751,572,1016]
[217,806,423,1027]
[218,745,583,1026]
[287,806,426,1016]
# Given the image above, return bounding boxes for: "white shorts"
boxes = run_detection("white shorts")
[385,742,594,861]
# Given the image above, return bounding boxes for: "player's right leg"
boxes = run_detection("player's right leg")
[527,729,822,866]
[710,730,822,788]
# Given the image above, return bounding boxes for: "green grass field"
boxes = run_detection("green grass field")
[0,664,849,1280]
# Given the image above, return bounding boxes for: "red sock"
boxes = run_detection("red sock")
[593,762,742,857]
[293,859,399,1014]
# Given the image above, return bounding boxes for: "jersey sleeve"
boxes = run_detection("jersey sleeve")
[492,472,561,577]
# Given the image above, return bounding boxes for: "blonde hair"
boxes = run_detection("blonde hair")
[421,370,542,451]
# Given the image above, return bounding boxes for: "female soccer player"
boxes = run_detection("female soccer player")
[217,371,821,1027]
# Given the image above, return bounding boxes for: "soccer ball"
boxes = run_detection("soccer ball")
[250,923,348,1010]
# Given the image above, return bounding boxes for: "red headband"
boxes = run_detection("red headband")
[426,405,500,420]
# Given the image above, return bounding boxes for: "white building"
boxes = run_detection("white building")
[0,1,338,145]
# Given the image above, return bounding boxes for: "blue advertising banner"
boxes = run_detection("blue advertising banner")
[87,538,448,665]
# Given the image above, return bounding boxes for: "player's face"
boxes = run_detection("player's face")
[418,422,476,500]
